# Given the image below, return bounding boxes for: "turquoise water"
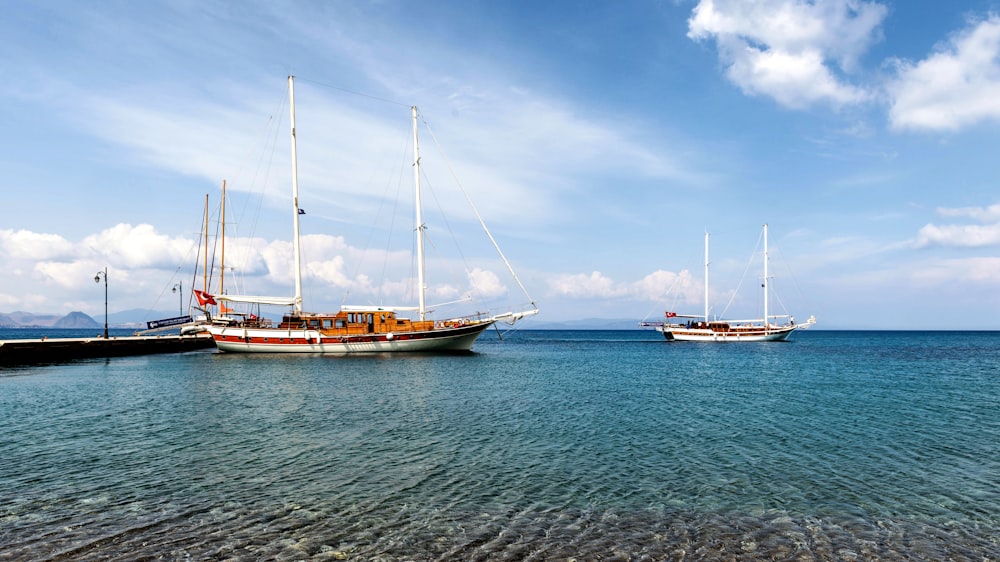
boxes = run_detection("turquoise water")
[1,330,997,560]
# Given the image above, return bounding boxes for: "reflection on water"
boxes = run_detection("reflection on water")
[1,330,998,560]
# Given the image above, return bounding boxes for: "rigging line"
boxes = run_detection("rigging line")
[208,194,221,294]
[771,247,808,313]
[351,117,410,307]
[229,94,287,295]
[417,109,537,309]
[421,229,471,308]
[640,274,682,322]
[719,228,764,319]
[293,76,410,108]
[418,167,482,306]
[149,232,204,321]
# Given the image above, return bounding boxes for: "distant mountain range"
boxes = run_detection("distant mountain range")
[0,311,101,329]
[0,309,187,329]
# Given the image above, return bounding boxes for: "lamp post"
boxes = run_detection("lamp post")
[94,267,108,339]
[172,282,183,316]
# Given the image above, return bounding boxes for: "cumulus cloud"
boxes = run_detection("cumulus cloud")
[550,271,627,299]
[914,223,1000,248]
[81,223,194,268]
[0,221,529,315]
[549,269,699,303]
[888,15,1000,131]
[936,203,1000,222]
[467,267,507,299]
[913,202,1000,248]
[688,0,885,109]
[0,229,74,260]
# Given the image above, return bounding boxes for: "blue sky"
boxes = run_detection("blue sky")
[3,0,1000,329]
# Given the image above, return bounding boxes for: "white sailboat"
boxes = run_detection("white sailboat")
[642,224,815,342]
[204,76,537,353]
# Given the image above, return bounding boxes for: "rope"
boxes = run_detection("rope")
[417,109,538,311]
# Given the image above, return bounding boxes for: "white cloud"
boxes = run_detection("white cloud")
[467,267,507,299]
[936,203,1000,222]
[0,229,74,260]
[550,271,627,299]
[914,222,1000,248]
[81,223,195,268]
[888,15,1000,131]
[548,268,699,303]
[688,0,885,108]
[912,202,1000,247]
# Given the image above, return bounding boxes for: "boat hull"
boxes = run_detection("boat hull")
[207,320,493,353]
[658,325,798,342]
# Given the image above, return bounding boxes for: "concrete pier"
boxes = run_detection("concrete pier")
[0,333,216,366]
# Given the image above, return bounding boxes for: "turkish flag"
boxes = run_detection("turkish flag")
[193,289,217,307]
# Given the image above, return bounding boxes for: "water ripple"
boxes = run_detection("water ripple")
[1,331,998,560]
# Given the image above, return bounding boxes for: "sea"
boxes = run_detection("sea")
[0,328,997,561]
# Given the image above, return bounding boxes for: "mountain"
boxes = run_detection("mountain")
[54,311,101,329]
[0,311,100,328]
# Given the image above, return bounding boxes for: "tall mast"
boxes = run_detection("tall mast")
[704,231,710,322]
[411,106,427,320]
[763,223,769,331]
[289,75,303,314]
[220,179,226,297]
[203,193,209,293]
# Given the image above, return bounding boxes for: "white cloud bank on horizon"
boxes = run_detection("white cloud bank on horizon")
[0,223,523,316]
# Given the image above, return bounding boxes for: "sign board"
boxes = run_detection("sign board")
[146,316,193,329]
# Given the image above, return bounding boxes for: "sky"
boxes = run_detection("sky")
[3,0,1000,330]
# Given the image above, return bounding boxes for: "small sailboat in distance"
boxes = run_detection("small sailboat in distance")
[642,224,815,342]
[204,76,537,353]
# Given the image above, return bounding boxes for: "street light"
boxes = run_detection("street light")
[94,267,108,339]
[172,281,183,316]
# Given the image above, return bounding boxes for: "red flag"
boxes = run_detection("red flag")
[665,311,677,318]
[193,289,217,307]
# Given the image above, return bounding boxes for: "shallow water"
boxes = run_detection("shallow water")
[1,329,998,560]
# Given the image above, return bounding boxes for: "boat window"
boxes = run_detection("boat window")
[336,319,346,328]
[323,319,333,328]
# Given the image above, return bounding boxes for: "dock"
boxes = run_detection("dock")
[0,333,216,366]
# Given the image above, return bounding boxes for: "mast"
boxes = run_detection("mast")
[289,75,303,314]
[220,180,227,298]
[763,223,769,331]
[203,193,209,293]
[412,106,427,320]
[704,231,709,322]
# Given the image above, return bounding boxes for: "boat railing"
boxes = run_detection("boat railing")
[435,311,492,329]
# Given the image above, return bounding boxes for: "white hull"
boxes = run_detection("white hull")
[207,321,492,354]
[644,225,814,343]
[657,324,798,342]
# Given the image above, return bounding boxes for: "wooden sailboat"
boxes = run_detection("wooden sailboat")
[642,224,815,342]
[204,76,537,353]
